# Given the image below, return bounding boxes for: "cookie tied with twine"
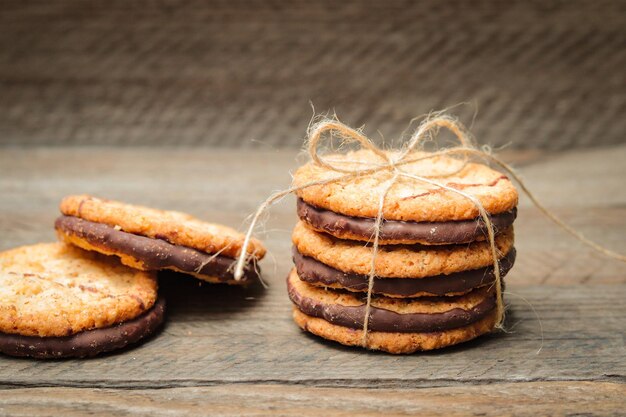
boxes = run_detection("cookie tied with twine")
[234,113,626,350]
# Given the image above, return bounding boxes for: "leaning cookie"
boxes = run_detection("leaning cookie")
[287,270,498,354]
[0,243,163,359]
[56,195,266,284]
[293,150,518,245]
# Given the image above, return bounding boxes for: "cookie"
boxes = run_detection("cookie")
[0,243,162,358]
[297,197,516,245]
[0,298,165,359]
[287,269,498,353]
[293,150,518,244]
[57,195,266,284]
[293,308,497,354]
[56,216,260,284]
[292,221,514,279]
[293,246,515,297]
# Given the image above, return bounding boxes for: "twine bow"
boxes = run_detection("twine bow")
[234,114,626,348]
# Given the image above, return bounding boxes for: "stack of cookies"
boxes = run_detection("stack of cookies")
[287,150,518,354]
[0,195,265,359]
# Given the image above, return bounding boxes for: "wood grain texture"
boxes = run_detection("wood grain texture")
[3,281,624,388]
[0,145,624,414]
[1,0,625,149]
[0,382,624,417]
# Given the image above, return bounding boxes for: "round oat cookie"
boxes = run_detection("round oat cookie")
[0,243,157,338]
[293,149,518,223]
[60,195,266,259]
[293,308,498,354]
[287,269,497,331]
[1,297,165,359]
[293,246,516,298]
[56,216,262,285]
[292,221,514,279]
[296,197,516,245]
[287,270,499,353]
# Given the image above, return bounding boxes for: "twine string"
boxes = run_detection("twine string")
[361,173,398,345]
[465,149,626,262]
[233,115,626,349]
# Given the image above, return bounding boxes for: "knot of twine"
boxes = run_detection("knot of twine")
[233,114,626,348]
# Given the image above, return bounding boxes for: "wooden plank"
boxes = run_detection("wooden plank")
[0,283,624,388]
[0,382,624,417]
[0,145,624,414]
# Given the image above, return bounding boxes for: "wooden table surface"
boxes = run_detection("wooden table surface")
[0,145,624,416]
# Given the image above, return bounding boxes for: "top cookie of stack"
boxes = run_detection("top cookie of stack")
[287,149,518,354]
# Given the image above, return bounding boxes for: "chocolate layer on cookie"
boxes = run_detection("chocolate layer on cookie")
[55,216,259,283]
[297,198,516,244]
[0,297,165,359]
[287,271,496,333]
[293,246,515,297]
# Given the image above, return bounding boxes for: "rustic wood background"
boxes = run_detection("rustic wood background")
[1,0,625,149]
